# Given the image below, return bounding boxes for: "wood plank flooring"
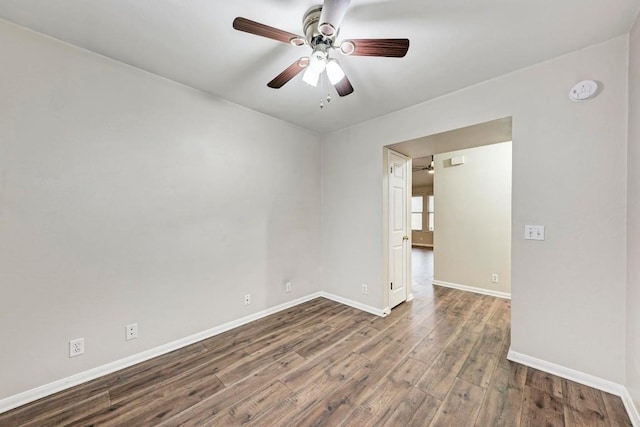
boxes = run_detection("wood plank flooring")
[1,249,632,426]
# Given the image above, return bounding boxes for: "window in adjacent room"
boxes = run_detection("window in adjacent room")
[411,196,423,231]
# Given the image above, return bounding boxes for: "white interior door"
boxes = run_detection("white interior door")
[388,151,409,309]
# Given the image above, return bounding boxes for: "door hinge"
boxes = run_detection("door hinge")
[390,282,393,290]
[390,166,393,173]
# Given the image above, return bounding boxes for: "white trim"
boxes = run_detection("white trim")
[433,280,511,300]
[508,350,639,426]
[319,291,387,317]
[621,387,640,427]
[0,292,324,415]
[507,349,624,394]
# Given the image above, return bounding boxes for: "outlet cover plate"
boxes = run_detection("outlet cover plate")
[126,323,138,341]
[69,338,85,358]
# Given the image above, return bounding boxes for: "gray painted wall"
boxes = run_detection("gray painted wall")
[627,13,640,409]
[322,37,628,383]
[433,142,512,295]
[0,20,321,399]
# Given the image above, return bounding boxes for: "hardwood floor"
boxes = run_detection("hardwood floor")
[1,248,632,426]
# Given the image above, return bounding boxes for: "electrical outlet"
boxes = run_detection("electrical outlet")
[69,338,84,358]
[285,282,292,293]
[244,294,251,305]
[491,274,499,283]
[126,323,138,341]
[362,284,368,295]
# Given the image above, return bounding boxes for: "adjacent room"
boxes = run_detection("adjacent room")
[1,0,640,425]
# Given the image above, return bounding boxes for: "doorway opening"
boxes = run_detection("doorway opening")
[410,157,435,299]
[382,117,513,313]
[411,246,434,299]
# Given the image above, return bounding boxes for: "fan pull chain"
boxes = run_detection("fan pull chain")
[318,74,332,109]
[319,74,325,109]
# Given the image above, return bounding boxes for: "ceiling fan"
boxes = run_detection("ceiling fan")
[232,0,409,98]
[413,156,435,174]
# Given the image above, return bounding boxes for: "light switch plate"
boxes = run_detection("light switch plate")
[525,225,545,240]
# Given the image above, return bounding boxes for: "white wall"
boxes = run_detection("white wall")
[322,37,628,383]
[0,19,321,399]
[627,13,640,409]
[433,142,512,294]
[411,185,433,246]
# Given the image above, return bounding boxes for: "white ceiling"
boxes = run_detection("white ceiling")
[0,0,638,133]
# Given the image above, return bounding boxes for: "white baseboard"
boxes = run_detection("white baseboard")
[508,349,639,426]
[319,291,387,317]
[507,349,623,394]
[0,292,324,415]
[620,387,640,427]
[433,280,511,299]
[621,387,640,427]
[0,292,386,414]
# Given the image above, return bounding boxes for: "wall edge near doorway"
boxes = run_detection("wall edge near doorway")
[433,280,511,300]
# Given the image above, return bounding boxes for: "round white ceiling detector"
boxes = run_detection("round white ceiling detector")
[569,80,599,101]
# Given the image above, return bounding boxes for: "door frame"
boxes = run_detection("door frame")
[382,148,413,314]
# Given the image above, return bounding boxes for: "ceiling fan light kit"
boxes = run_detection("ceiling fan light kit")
[326,59,346,84]
[302,68,320,87]
[309,49,328,73]
[232,0,409,107]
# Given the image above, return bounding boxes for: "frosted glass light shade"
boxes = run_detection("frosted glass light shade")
[309,51,327,73]
[302,67,320,87]
[326,60,345,84]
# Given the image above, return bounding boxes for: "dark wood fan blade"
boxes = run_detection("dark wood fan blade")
[349,38,410,57]
[267,59,307,88]
[233,17,302,44]
[333,74,354,97]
